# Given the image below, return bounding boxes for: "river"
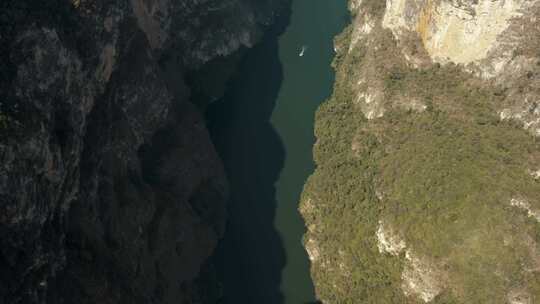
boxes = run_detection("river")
[207,0,348,303]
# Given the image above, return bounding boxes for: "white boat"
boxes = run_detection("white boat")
[299,45,307,57]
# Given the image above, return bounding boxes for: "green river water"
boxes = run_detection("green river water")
[207,0,348,303]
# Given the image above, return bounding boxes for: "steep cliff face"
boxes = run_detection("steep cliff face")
[303,0,540,303]
[0,0,286,303]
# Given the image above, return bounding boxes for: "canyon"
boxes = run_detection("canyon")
[3,0,540,303]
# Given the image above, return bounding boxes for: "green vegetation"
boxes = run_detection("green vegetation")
[302,5,540,303]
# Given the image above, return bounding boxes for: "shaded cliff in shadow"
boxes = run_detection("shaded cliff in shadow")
[0,0,289,303]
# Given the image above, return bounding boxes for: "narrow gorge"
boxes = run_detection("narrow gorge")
[207,0,347,303]
[3,0,540,304]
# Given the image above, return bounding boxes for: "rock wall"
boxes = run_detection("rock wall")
[0,0,286,303]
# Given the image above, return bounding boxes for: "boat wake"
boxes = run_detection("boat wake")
[299,45,307,57]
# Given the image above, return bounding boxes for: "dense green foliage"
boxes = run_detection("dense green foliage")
[302,6,540,303]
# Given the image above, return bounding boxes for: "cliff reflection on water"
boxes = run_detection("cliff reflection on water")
[207,0,349,303]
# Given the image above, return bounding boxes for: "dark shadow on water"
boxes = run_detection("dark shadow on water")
[206,8,291,304]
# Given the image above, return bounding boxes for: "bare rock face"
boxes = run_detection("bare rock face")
[381,0,540,134]
[383,0,530,66]
[0,0,287,303]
